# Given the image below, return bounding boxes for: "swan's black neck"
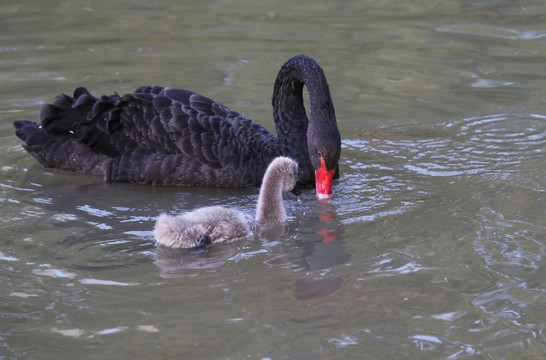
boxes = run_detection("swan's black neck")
[272,54,339,186]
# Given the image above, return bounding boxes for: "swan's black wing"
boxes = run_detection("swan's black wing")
[16,86,281,187]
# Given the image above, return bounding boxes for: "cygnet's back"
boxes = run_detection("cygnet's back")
[154,206,257,248]
[153,156,298,249]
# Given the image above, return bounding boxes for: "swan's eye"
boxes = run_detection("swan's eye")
[317,151,323,158]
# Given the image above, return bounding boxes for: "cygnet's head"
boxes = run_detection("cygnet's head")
[197,234,212,248]
[268,157,298,192]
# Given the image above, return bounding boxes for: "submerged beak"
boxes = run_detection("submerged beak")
[315,157,336,200]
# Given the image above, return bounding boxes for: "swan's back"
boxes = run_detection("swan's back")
[153,206,257,248]
[17,86,281,187]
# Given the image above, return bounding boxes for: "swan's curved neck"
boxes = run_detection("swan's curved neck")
[272,54,335,126]
[271,55,337,184]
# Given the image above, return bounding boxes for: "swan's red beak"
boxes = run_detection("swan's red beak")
[315,157,335,200]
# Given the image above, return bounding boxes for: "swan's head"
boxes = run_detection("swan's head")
[308,127,341,200]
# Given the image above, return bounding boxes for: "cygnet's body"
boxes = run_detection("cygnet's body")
[153,157,298,249]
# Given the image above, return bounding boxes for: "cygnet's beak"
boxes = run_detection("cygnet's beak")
[197,234,212,248]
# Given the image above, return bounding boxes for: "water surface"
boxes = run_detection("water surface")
[1,0,545,359]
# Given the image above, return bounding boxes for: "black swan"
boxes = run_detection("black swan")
[153,156,297,248]
[13,54,341,198]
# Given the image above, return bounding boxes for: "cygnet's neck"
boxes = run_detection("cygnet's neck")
[255,165,287,225]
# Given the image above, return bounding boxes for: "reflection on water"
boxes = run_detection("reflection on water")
[155,245,238,276]
[1,0,546,358]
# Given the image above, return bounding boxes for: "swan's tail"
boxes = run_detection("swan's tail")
[13,120,110,176]
[13,87,126,178]
[38,87,95,134]
[39,87,122,158]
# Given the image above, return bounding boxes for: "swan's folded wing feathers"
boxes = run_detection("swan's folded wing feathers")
[73,93,96,108]
[131,91,154,104]
[73,86,97,101]
[211,102,229,118]
[150,112,171,145]
[50,92,74,109]
[33,84,279,186]
[159,87,193,103]
[94,107,123,136]
[188,93,215,114]
[128,88,277,170]
[186,117,221,168]
[180,127,194,156]
[90,98,115,121]
[201,144,219,166]
[114,94,178,154]
[168,104,191,132]
[133,85,165,97]
[150,95,172,113]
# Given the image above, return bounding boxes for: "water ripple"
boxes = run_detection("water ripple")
[450,114,545,161]
[350,113,545,180]
[340,113,544,232]
[436,24,546,40]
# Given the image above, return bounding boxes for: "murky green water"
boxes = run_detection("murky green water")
[1,0,545,359]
